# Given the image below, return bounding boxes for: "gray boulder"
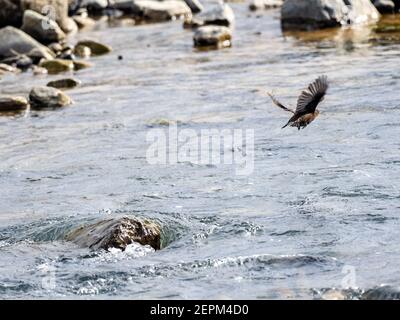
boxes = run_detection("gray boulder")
[0,26,55,59]
[65,217,162,251]
[29,86,72,109]
[194,1,234,27]
[281,0,380,31]
[21,10,66,44]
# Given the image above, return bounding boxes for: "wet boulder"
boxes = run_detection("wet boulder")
[194,1,234,27]
[193,25,232,49]
[0,26,55,59]
[0,96,29,113]
[21,10,66,44]
[47,78,81,90]
[29,86,72,109]
[249,0,283,11]
[372,0,396,13]
[281,0,380,31]
[65,217,162,251]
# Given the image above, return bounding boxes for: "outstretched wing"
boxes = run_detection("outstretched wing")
[268,92,294,114]
[295,75,328,115]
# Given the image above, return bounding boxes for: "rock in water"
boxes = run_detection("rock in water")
[65,217,162,251]
[281,0,380,31]
[39,59,74,74]
[47,78,81,90]
[29,86,72,109]
[0,96,29,113]
[362,285,400,300]
[0,0,23,28]
[195,1,235,27]
[21,10,66,44]
[249,0,283,11]
[0,26,55,59]
[132,0,192,22]
[193,25,232,49]
[76,40,112,56]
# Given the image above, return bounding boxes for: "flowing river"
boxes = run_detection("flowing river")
[1,3,400,299]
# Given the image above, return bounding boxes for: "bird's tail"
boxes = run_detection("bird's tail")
[267,92,295,114]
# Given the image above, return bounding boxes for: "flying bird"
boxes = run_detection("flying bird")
[268,76,329,130]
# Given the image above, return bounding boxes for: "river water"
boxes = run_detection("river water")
[1,3,400,299]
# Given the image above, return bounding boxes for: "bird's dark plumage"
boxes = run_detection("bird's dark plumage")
[269,76,329,130]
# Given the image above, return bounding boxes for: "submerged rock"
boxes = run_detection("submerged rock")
[193,25,232,49]
[39,59,74,74]
[249,0,283,11]
[65,217,162,251]
[76,40,112,56]
[21,10,66,44]
[29,86,72,109]
[0,96,29,113]
[0,26,55,59]
[132,0,192,21]
[281,0,380,31]
[47,78,81,90]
